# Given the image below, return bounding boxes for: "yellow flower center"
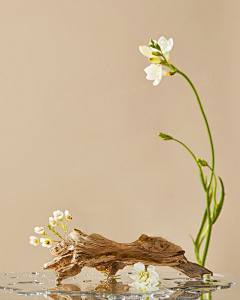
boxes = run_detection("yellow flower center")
[138,271,149,283]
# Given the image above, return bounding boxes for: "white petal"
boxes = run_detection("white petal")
[144,64,158,75]
[139,45,153,58]
[149,270,159,279]
[149,286,159,291]
[133,262,145,272]
[162,70,168,76]
[168,38,173,48]
[164,52,170,60]
[146,74,157,80]
[147,265,155,272]
[153,78,161,86]
[149,275,159,286]
[34,227,39,233]
[129,273,138,280]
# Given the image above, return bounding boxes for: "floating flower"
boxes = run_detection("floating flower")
[49,217,57,227]
[65,210,72,221]
[129,262,159,292]
[139,45,154,58]
[144,64,168,86]
[34,226,45,235]
[29,236,40,246]
[40,238,53,248]
[53,210,64,220]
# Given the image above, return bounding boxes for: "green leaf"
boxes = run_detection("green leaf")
[47,224,52,230]
[212,177,225,225]
[198,167,207,191]
[158,132,173,140]
[189,235,196,246]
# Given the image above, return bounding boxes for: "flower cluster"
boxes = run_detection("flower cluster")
[29,210,72,248]
[129,262,160,292]
[139,36,174,86]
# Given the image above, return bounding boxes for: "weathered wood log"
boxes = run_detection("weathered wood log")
[43,229,212,283]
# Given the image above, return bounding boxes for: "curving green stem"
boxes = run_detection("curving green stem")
[172,138,206,190]
[201,189,212,266]
[170,68,215,267]
[175,69,215,189]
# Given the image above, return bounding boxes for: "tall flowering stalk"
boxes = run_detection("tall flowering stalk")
[139,37,225,267]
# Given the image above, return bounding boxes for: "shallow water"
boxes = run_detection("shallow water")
[0,271,237,300]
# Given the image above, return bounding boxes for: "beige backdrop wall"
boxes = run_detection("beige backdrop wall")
[0,0,239,273]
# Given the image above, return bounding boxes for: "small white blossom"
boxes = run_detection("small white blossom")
[29,236,40,246]
[65,210,72,221]
[53,210,64,220]
[139,45,154,58]
[40,238,53,248]
[34,226,45,235]
[129,262,159,292]
[153,36,173,61]
[49,217,58,227]
[144,64,168,86]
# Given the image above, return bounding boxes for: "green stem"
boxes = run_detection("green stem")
[172,138,206,191]
[175,69,215,189]
[172,138,196,161]
[201,190,212,266]
[173,68,215,267]
[196,209,207,246]
[51,228,63,240]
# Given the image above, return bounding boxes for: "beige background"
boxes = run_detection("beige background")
[0,0,239,273]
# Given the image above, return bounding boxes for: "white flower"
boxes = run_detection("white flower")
[129,263,159,292]
[139,45,154,58]
[144,64,168,86]
[49,217,58,227]
[53,210,64,220]
[154,36,173,61]
[29,236,40,246]
[65,210,72,221]
[34,226,45,235]
[40,238,53,248]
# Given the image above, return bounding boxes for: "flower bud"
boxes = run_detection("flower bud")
[149,57,161,64]
[158,132,173,140]
[29,236,40,246]
[197,158,209,167]
[34,226,45,235]
[65,210,72,221]
[139,45,153,58]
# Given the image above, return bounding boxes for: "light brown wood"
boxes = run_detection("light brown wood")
[43,229,212,283]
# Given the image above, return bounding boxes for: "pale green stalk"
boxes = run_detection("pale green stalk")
[149,40,224,267]
[175,70,214,267]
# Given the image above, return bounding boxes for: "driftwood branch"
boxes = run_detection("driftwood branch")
[43,229,212,283]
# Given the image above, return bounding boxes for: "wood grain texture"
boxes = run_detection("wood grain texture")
[43,229,212,283]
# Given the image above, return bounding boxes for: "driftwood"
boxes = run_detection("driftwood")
[43,229,212,283]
